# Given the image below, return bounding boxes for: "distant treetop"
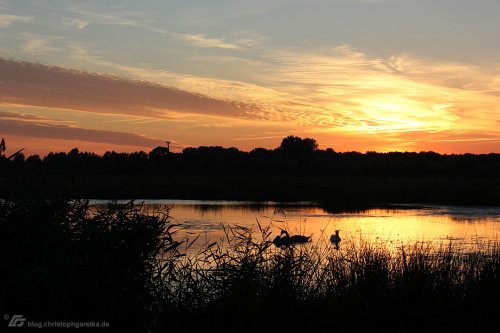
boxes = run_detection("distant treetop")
[279,135,318,158]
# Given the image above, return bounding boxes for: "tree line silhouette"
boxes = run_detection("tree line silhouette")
[2,136,499,177]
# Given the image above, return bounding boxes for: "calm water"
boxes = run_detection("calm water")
[92,200,500,251]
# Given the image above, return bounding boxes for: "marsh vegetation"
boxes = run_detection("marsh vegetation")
[2,199,498,332]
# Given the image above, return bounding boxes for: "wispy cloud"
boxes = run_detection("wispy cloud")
[3,36,500,153]
[63,18,88,30]
[171,32,242,50]
[63,44,287,120]
[0,13,33,28]
[258,46,500,134]
[0,110,73,126]
[66,7,149,27]
[171,30,268,50]
[0,58,262,121]
[0,118,163,147]
[62,42,500,140]
[21,34,63,55]
[67,7,258,50]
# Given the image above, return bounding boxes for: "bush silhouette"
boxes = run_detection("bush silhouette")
[279,135,318,158]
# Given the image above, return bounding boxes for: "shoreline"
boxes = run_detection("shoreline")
[3,174,499,208]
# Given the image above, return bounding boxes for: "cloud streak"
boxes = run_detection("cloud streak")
[0,14,33,28]
[0,117,163,147]
[2,42,500,153]
[21,34,63,55]
[172,32,242,50]
[67,8,253,50]
[63,18,88,30]
[6,44,498,142]
[0,58,261,120]
[70,43,498,138]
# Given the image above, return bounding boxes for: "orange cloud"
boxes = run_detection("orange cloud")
[0,118,162,147]
[2,43,500,154]
[0,58,261,120]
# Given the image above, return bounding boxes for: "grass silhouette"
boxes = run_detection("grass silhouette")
[1,199,499,332]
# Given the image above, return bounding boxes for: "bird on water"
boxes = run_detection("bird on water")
[330,230,341,245]
[273,230,310,247]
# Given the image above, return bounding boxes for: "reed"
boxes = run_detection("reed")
[1,198,181,332]
[2,199,498,332]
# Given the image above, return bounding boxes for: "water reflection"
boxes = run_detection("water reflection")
[90,200,500,252]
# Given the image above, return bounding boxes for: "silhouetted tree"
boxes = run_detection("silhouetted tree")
[25,155,42,170]
[69,148,79,157]
[149,146,169,159]
[279,136,318,158]
[2,135,500,180]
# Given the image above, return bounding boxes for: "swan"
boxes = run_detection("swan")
[330,230,341,245]
[273,230,310,247]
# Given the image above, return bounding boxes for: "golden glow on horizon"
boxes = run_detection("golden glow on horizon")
[2,0,500,154]
[1,45,500,154]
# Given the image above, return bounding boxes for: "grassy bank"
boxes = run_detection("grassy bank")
[2,199,499,332]
[2,174,500,208]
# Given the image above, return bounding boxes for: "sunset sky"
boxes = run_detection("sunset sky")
[1,0,500,156]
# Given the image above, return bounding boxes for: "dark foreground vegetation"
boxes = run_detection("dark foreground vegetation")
[2,199,499,332]
[1,136,500,207]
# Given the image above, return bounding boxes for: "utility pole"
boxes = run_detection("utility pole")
[165,141,171,152]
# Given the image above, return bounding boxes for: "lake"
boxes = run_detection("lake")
[92,200,500,252]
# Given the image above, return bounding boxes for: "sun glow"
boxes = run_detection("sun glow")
[347,96,456,134]
[1,45,500,153]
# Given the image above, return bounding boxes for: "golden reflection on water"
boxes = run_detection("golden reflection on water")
[144,202,500,253]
